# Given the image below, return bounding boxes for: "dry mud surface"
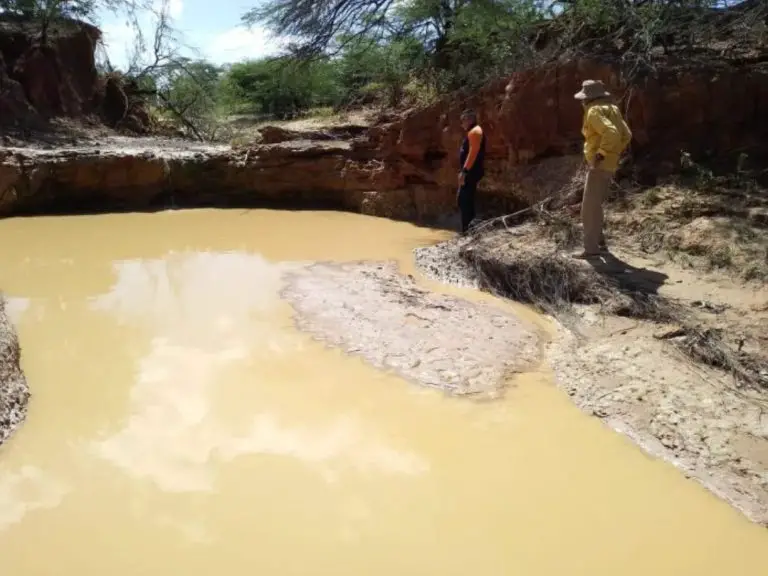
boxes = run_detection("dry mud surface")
[281,262,540,399]
[0,297,29,447]
[416,238,768,526]
[549,319,768,526]
[2,136,230,159]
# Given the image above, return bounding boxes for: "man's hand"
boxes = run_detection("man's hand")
[458,171,466,186]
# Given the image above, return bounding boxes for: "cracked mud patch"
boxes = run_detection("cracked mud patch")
[281,262,540,398]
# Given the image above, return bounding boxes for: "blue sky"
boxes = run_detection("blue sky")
[98,0,283,69]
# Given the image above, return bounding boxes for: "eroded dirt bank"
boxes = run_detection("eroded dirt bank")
[0,297,28,447]
[4,47,766,225]
[0,137,421,218]
[0,134,512,225]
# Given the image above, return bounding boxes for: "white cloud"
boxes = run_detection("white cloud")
[99,1,186,70]
[100,20,139,69]
[204,26,284,64]
[99,2,285,70]
[0,466,69,531]
[169,0,183,19]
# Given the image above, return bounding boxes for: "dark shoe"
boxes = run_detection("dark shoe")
[573,251,602,260]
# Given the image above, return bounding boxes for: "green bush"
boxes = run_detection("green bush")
[219,57,340,119]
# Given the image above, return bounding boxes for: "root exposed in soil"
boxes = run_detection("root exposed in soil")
[658,327,768,390]
[431,220,767,392]
[460,225,680,321]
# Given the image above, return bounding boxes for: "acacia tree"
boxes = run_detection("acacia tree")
[243,0,744,90]
[0,0,149,44]
[117,0,228,140]
[240,0,487,62]
[242,0,397,58]
[242,0,544,89]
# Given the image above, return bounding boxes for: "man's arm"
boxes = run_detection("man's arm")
[463,126,483,172]
[586,108,620,163]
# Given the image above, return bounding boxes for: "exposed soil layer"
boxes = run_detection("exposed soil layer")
[4,49,768,223]
[415,234,768,526]
[0,137,463,224]
[281,262,541,399]
[0,16,101,122]
[0,297,29,448]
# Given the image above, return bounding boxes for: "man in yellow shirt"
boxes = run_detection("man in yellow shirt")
[573,80,632,258]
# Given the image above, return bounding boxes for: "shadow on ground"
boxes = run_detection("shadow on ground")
[588,252,670,295]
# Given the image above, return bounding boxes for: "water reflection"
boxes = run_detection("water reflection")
[3,297,30,323]
[0,466,69,531]
[0,210,766,575]
[90,251,427,493]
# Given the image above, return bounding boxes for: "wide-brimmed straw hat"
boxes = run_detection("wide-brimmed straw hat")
[574,79,611,101]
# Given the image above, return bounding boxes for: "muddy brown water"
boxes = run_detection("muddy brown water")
[0,210,766,575]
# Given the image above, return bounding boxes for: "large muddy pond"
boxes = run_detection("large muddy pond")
[0,210,765,575]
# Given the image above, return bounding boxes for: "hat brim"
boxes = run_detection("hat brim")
[574,89,611,101]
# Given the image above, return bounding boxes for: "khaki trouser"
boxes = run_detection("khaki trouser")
[581,167,613,253]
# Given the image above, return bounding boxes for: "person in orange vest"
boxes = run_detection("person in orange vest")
[573,80,632,258]
[457,109,485,234]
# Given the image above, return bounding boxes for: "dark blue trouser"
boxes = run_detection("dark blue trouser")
[457,175,480,233]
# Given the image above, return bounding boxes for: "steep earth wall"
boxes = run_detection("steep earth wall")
[0,16,100,122]
[0,139,449,221]
[374,57,768,210]
[1,55,767,223]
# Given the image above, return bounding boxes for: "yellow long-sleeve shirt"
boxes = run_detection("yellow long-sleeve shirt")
[582,102,632,173]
